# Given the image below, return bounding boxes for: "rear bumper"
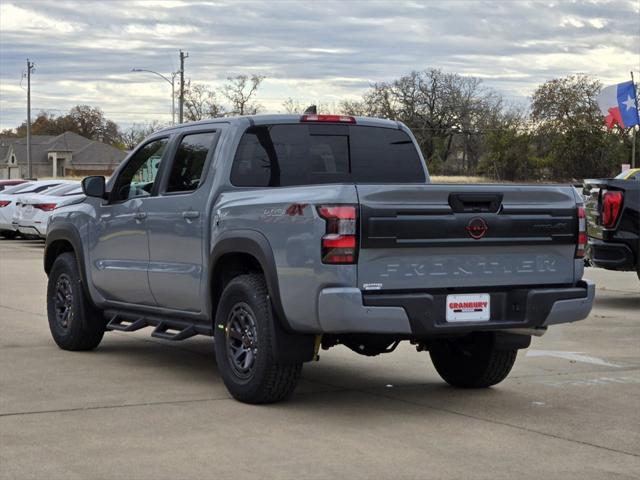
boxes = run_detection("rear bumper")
[588,238,636,271]
[316,280,595,335]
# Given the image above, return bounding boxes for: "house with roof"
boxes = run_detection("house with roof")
[0,132,126,179]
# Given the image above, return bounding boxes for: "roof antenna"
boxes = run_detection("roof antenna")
[303,105,317,114]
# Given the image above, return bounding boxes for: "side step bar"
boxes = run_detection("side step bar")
[105,311,212,341]
[151,322,198,341]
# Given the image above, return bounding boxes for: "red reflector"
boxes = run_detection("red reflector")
[322,235,356,249]
[578,232,588,245]
[576,232,588,258]
[34,203,57,212]
[602,191,623,228]
[301,114,356,124]
[0,200,10,207]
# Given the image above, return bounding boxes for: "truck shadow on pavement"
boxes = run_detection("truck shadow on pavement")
[93,335,510,410]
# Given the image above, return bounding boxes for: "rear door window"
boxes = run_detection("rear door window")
[230,124,424,187]
[166,132,215,193]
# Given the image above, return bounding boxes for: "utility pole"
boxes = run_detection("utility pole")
[179,50,189,124]
[631,71,637,168]
[26,59,35,179]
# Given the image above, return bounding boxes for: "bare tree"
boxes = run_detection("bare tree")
[282,98,303,114]
[119,121,164,150]
[182,81,226,122]
[222,74,265,115]
[341,69,503,168]
[282,98,334,114]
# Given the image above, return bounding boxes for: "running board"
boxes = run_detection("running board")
[105,310,212,341]
[107,314,149,332]
[151,322,198,341]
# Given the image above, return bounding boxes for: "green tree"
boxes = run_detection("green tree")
[530,75,602,131]
[14,106,122,146]
[478,110,533,181]
[530,74,628,179]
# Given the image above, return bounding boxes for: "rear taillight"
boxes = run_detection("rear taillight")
[0,200,10,207]
[317,205,358,264]
[301,114,356,124]
[33,203,57,212]
[576,205,587,258]
[601,190,623,228]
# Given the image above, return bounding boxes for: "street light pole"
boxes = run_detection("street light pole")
[26,59,35,179]
[131,68,177,125]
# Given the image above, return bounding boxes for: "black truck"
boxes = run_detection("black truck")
[584,177,640,281]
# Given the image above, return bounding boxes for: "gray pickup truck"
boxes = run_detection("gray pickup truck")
[44,114,595,404]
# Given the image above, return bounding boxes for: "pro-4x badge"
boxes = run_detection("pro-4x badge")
[466,217,488,239]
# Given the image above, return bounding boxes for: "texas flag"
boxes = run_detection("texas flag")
[597,80,640,129]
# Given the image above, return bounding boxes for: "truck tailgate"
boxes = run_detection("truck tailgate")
[357,184,579,290]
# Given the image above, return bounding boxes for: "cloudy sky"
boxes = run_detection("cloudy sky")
[1,0,639,130]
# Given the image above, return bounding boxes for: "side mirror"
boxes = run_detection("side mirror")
[82,176,106,199]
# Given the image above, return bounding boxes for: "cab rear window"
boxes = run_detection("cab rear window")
[231,124,425,187]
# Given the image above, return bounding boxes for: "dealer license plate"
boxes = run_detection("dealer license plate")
[446,293,490,322]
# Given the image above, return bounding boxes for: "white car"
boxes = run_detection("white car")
[0,182,35,238]
[17,183,84,239]
[0,180,72,238]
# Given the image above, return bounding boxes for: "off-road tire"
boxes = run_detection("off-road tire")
[214,274,302,404]
[47,252,105,351]
[429,333,517,388]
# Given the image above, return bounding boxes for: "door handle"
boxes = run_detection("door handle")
[134,211,147,221]
[182,211,200,221]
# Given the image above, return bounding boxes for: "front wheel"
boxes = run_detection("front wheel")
[429,333,517,388]
[47,252,105,351]
[214,274,302,404]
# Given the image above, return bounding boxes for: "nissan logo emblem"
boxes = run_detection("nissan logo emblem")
[466,217,488,239]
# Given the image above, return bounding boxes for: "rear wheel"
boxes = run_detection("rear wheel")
[429,333,517,388]
[47,252,105,351]
[214,274,302,404]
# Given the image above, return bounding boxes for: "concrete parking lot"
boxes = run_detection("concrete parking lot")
[1,239,639,479]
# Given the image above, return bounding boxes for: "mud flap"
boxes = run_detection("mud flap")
[269,301,316,363]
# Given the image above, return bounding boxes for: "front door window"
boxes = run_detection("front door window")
[111,138,168,201]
